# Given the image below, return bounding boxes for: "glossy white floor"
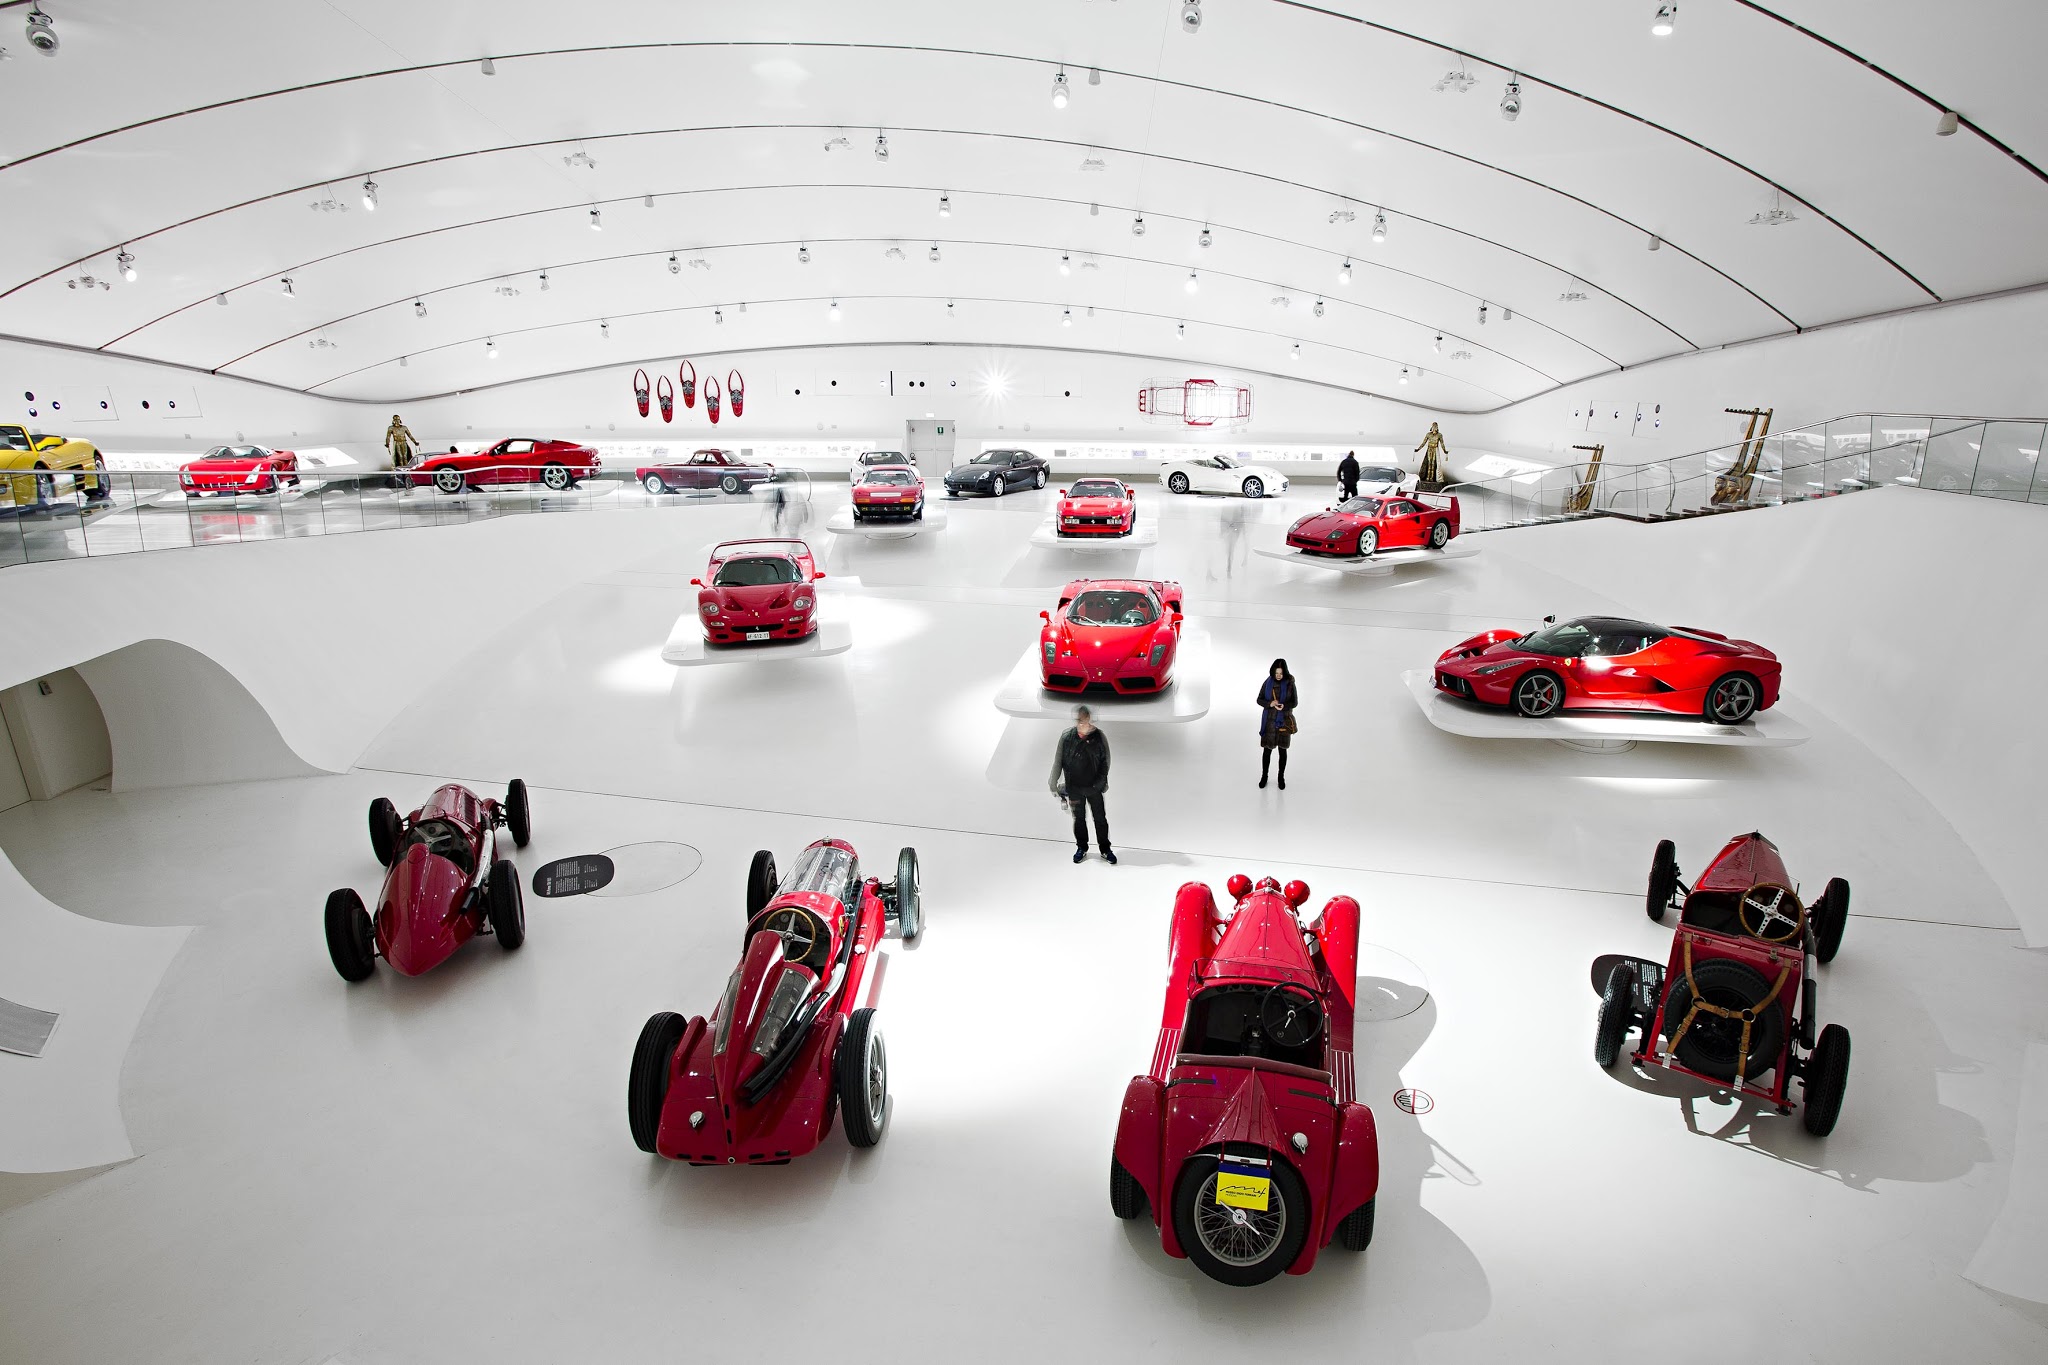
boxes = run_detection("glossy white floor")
[3,481,2046,1363]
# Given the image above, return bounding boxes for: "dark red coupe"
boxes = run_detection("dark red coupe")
[1433,615,1781,723]
[1039,578,1184,694]
[692,538,824,645]
[323,780,531,981]
[1286,492,1459,557]
[413,438,600,493]
[636,447,776,496]
[178,444,301,496]
[1056,478,1137,537]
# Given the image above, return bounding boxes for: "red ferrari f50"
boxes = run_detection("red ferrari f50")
[692,538,824,645]
[1433,614,1781,723]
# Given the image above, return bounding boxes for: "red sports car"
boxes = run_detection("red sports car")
[413,438,600,493]
[1285,492,1459,557]
[1039,578,1184,694]
[1113,874,1379,1286]
[851,465,925,522]
[1594,832,1851,1134]
[323,780,532,981]
[1057,478,1138,537]
[628,837,922,1164]
[691,538,824,645]
[636,447,776,496]
[1433,614,1780,723]
[178,444,301,496]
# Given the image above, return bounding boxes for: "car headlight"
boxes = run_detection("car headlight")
[1062,516,1078,525]
[1473,662,1516,676]
[1149,641,1168,666]
[750,968,811,1058]
[711,968,743,1056]
[700,602,720,617]
[792,596,813,611]
[1043,640,1056,662]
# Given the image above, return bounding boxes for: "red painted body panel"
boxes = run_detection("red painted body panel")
[1433,616,1781,718]
[1056,479,1137,537]
[371,783,503,977]
[1039,578,1184,694]
[413,438,600,488]
[850,465,926,521]
[179,446,300,494]
[1286,493,1458,556]
[634,448,775,491]
[693,538,823,645]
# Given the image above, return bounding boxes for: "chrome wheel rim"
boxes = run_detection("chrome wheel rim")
[643,475,663,494]
[1169,474,1188,493]
[543,466,570,490]
[1711,677,1756,721]
[865,1031,887,1122]
[1519,675,1560,714]
[1191,1172,1286,1267]
[1358,530,1377,555]
[1244,480,1262,498]
[435,469,462,493]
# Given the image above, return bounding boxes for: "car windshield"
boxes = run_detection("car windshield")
[1068,589,1157,626]
[397,818,473,875]
[206,446,261,461]
[1068,480,1125,498]
[863,470,917,486]
[778,842,860,906]
[714,556,800,587]
[863,452,904,464]
[1,429,32,451]
[969,451,1009,466]
[1518,620,1596,657]
[1211,455,1239,469]
[1336,497,1386,515]
[1359,466,1404,483]
[1520,617,1665,658]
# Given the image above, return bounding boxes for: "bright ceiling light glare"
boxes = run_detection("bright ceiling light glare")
[874,133,889,162]
[589,207,602,231]
[413,298,427,317]
[1372,210,1388,243]
[1500,75,1523,122]
[361,178,378,211]
[1198,226,1213,248]
[798,244,811,264]
[281,277,296,299]
[486,338,499,360]
[929,243,941,262]
[116,249,136,282]
[829,299,842,321]
[1936,110,1960,136]
[1132,215,1146,236]
[1651,4,1677,37]
[1185,271,1199,294]
[938,193,952,217]
[1337,258,1353,285]
[1059,253,1071,275]
[668,253,680,275]
[1061,307,1073,327]
[1051,68,1070,109]
[1181,0,1202,36]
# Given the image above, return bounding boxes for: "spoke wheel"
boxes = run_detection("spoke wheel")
[434,468,465,494]
[1513,670,1564,717]
[542,463,572,491]
[1171,1153,1310,1286]
[1707,673,1760,723]
[1168,472,1190,494]
[642,474,667,495]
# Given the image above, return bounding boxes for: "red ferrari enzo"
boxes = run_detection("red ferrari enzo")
[1285,492,1459,557]
[692,538,824,645]
[413,437,600,493]
[1039,578,1184,694]
[1056,478,1137,538]
[628,838,922,1165]
[323,780,532,981]
[179,444,301,496]
[1113,875,1379,1286]
[636,447,776,496]
[1433,614,1780,723]
[851,464,925,522]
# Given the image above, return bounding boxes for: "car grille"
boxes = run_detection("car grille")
[1115,676,1157,692]
[1046,674,1085,689]
[1436,671,1471,697]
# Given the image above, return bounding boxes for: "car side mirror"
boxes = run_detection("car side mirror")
[1039,611,1053,624]
[689,577,703,587]
[812,571,826,580]
[1171,612,1185,626]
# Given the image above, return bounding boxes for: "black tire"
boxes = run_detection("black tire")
[642,474,667,495]
[541,463,572,492]
[1429,519,1450,548]
[628,1011,687,1154]
[1662,957,1787,1083]
[505,778,531,849]
[324,888,376,982]
[33,469,54,506]
[1171,1151,1311,1287]
[1512,669,1566,718]
[1033,469,1046,490]
[837,1007,888,1148]
[1812,877,1849,964]
[1705,671,1761,724]
[85,454,110,501]
[1167,472,1191,494]
[993,474,1007,497]
[488,859,525,949]
[1243,477,1264,499]
[1801,1023,1851,1136]
[1110,1157,1148,1220]
[1594,962,1636,1067]
[892,847,923,942]
[368,797,400,867]
[1647,839,1678,922]
[433,467,465,495]
[720,474,742,495]
[1335,1197,1376,1251]
[1356,527,1379,557]
[745,849,778,924]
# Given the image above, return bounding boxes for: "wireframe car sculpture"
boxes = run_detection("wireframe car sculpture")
[691,538,825,645]
[1039,578,1184,694]
[1432,614,1781,723]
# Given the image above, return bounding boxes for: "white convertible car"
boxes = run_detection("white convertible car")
[850,449,912,481]
[1157,453,1290,499]
[1353,463,1417,495]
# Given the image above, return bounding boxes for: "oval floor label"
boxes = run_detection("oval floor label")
[1393,1088,1434,1116]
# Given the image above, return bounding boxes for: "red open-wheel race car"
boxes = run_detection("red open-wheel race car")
[1039,578,1184,694]
[691,538,825,645]
[1433,614,1781,723]
[627,838,922,1165]
[1112,874,1379,1286]
[323,780,532,981]
[1593,832,1851,1135]
[1056,477,1138,537]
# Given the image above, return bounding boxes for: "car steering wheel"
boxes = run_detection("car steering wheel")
[760,907,820,963]
[1737,884,1806,944]
[1260,984,1325,1050]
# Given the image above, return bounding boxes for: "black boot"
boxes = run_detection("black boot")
[1277,749,1288,791]
[1259,749,1270,789]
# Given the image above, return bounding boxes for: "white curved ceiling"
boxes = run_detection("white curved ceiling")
[2,0,2044,412]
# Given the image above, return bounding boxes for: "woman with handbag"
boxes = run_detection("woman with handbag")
[1257,658,1298,789]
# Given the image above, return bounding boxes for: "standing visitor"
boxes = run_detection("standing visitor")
[1337,450,1361,501]
[1257,659,1298,789]
[1050,705,1115,864]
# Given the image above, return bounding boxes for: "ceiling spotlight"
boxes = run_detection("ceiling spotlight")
[25,4,57,54]
[600,319,610,339]
[1478,302,1489,325]
[486,338,499,360]
[714,308,724,324]
[939,193,952,217]
[822,134,851,153]
[667,253,680,274]
[1270,296,1291,309]
[1051,68,1070,108]
[281,277,296,299]
[1059,254,1071,275]
[1372,210,1388,243]
[1648,233,1662,251]
[1289,343,1301,362]
[644,195,655,208]
[874,133,889,161]
[1503,307,1513,322]
[929,243,941,262]
[538,272,549,291]
[798,244,811,264]
[1434,333,1443,353]
[414,298,427,317]
[116,249,136,282]
[1338,259,1353,285]
[1080,155,1108,173]
[1062,308,1073,327]
[361,178,378,212]
[1181,1,1202,36]
[1399,367,1410,385]
[479,56,495,75]
[1313,298,1325,318]
[1651,4,1677,37]
[1198,226,1213,248]
[1176,321,1187,339]
[829,300,842,321]
[1185,271,1199,294]
[1132,215,1146,236]
[947,300,955,317]
[216,293,228,306]
[1936,110,1960,137]
[1748,192,1798,227]
[399,355,408,367]
[1500,76,1523,122]
[589,207,602,231]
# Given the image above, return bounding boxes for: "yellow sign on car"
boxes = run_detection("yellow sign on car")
[1214,1167,1271,1211]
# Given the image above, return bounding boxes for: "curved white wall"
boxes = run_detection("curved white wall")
[74,640,320,791]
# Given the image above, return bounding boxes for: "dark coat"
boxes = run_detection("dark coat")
[1051,725,1111,795]
[1336,454,1361,489]
[1258,675,1298,743]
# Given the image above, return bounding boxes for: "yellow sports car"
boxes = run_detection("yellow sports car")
[1,423,110,508]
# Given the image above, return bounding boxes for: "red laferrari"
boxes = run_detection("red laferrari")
[1285,492,1459,557]
[1113,875,1379,1286]
[1433,615,1780,723]
[1056,478,1137,537]
[692,538,823,645]
[179,444,301,496]
[1039,578,1184,694]
[323,780,531,981]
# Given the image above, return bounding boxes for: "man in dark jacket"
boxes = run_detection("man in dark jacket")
[1336,450,1361,502]
[1050,705,1115,864]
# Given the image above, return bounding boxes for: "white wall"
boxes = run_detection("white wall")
[73,640,320,792]
[0,670,110,802]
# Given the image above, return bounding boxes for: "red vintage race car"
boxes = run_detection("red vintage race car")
[1057,477,1138,537]
[178,444,301,496]
[851,464,926,522]
[1113,874,1379,1286]
[323,780,532,981]
[1039,578,1184,694]
[413,438,600,493]
[1286,492,1459,557]
[1594,832,1851,1135]
[692,538,824,645]
[628,838,923,1165]
[1433,614,1781,723]
[636,447,776,496]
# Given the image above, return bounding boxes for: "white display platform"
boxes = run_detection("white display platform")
[1401,669,1810,752]
[1028,518,1160,551]
[661,616,852,666]
[1254,540,1478,576]
[992,628,1211,722]
[823,505,947,540]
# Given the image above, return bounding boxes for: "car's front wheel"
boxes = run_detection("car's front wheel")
[1167,472,1191,495]
[628,1011,687,1154]
[433,467,465,495]
[324,888,376,982]
[837,1007,888,1148]
[1802,1024,1851,1136]
[541,463,572,491]
[1647,839,1678,921]
[1334,1198,1375,1251]
[1594,961,1636,1067]
[369,797,401,866]
[720,474,743,495]
[85,454,110,501]
[1171,1151,1310,1286]
[642,474,667,495]
[1356,527,1379,557]
[1512,670,1565,717]
[1242,477,1264,499]
[487,859,525,949]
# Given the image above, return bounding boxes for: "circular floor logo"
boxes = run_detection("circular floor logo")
[1393,1088,1434,1116]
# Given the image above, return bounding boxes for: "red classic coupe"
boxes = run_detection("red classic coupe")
[692,538,824,645]
[1286,492,1460,557]
[1113,874,1379,1286]
[1433,614,1781,723]
[851,464,926,522]
[1594,832,1851,1135]
[636,447,776,496]
[178,444,301,496]
[1057,477,1138,538]
[413,438,600,493]
[1039,578,1184,694]
[628,838,922,1164]
[323,780,532,981]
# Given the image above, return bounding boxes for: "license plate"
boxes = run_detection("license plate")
[745,630,770,641]
[1214,1162,1270,1211]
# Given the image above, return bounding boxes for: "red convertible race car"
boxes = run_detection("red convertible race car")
[1057,478,1138,538]
[323,780,532,981]
[1286,492,1459,557]
[1433,614,1781,723]
[636,447,776,496]
[1040,578,1184,694]
[628,838,922,1165]
[851,465,926,522]
[1594,832,1851,1135]
[691,538,824,645]
[1113,875,1379,1286]
[178,444,301,496]
[413,438,600,493]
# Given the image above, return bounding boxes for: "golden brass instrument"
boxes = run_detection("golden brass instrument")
[1565,443,1605,513]
[1713,407,1774,505]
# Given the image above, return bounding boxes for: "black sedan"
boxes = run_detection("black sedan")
[944,448,1049,497]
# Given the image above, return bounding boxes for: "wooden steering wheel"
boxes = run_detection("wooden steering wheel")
[1737,883,1806,944]
[760,907,825,965]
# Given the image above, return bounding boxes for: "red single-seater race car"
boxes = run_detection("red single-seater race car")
[1039,578,1184,694]
[1433,614,1781,723]
[636,447,776,496]
[178,444,301,496]
[323,780,532,981]
[413,437,600,493]
[1594,832,1851,1135]
[628,838,922,1165]
[851,465,926,522]
[1286,492,1459,557]
[1112,874,1379,1286]
[1057,477,1138,537]
[691,538,824,645]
